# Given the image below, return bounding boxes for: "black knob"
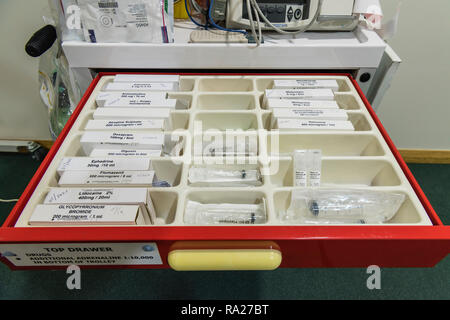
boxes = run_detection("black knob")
[25,25,57,57]
[360,73,371,83]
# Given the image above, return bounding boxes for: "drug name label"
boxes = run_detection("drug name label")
[57,157,151,175]
[58,170,155,186]
[273,79,339,91]
[85,119,165,131]
[266,99,339,109]
[29,204,141,226]
[276,119,355,131]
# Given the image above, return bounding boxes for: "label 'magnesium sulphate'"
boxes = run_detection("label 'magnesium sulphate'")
[273,79,339,91]
[265,99,339,109]
[29,204,142,226]
[93,108,171,120]
[57,157,152,175]
[264,89,335,101]
[85,119,165,131]
[276,119,355,131]
[43,188,153,224]
[104,82,178,92]
[96,92,167,107]
[58,170,155,187]
[89,149,162,157]
[80,132,165,154]
[113,74,180,83]
[272,108,348,120]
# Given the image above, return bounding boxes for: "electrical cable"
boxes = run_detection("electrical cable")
[250,0,324,35]
[185,0,208,29]
[246,0,260,45]
[208,0,247,35]
[0,198,19,203]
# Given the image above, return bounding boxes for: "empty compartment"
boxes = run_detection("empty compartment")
[187,162,264,187]
[179,78,195,91]
[194,112,259,131]
[184,190,268,225]
[256,78,351,92]
[170,112,190,130]
[198,78,254,92]
[273,190,424,225]
[334,93,362,110]
[267,133,385,156]
[167,93,193,109]
[196,94,256,110]
[149,191,178,225]
[192,131,259,156]
[269,158,401,187]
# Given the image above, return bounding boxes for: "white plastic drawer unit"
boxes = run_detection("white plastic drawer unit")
[0,73,448,271]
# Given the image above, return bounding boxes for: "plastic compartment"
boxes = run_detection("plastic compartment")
[187,162,264,187]
[183,190,269,225]
[149,191,178,225]
[192,131,260,156]
[11,74,434,228]
[196,94,257,110]
[269,158,401,187]
[273,189,424,225]
[266,133,385,156]
[194,113,259,131]
[198,78,254,92]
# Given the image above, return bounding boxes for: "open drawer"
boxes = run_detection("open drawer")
[0,73,448,270]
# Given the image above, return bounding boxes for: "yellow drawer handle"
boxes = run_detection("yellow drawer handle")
[168,249,282,271]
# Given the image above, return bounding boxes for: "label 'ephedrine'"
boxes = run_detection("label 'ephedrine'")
[57,157,152,175]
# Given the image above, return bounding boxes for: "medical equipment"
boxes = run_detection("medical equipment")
[226,0,358,32]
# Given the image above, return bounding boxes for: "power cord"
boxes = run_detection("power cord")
[208,0,247,35]
[0,198,19,203]
[185,0,208,29]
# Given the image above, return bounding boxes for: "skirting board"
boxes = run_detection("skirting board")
[399,149,450,164]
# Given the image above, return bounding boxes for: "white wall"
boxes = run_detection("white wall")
[0,0,448,148]
[377,0,450,149]
[0,0,52,141]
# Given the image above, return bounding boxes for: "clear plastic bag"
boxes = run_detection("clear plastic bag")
[188,167,262,187]
[78,0,174,43]
[185,201,266,225]
[281,189,406,224]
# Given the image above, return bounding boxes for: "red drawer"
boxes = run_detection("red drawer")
[0,72,448,270]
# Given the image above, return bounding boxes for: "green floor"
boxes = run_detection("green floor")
[0,152,448,300]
